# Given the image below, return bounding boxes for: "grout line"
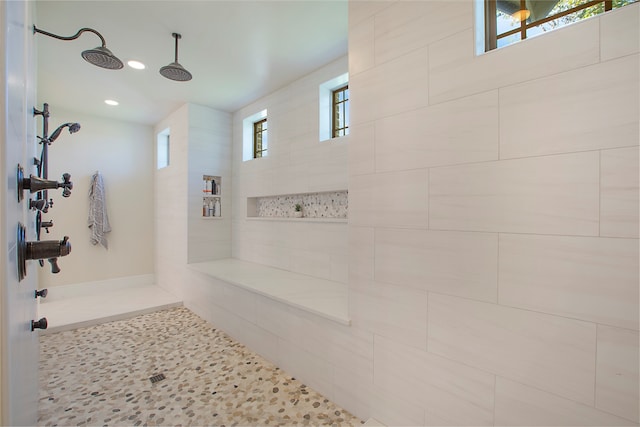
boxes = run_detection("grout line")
[598,150,602,237]
[425,292,430,353]
[496,233,501,304]
[427,168,431,230]
[594,323,600,408]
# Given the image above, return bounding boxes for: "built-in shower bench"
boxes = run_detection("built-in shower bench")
[188,258,350,325]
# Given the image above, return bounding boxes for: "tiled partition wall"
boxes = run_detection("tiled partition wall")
[348,1,639,426]
[155,104,232,299]
[230,56,349,282]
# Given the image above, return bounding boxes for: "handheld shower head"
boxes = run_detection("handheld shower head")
[48,123,81,144]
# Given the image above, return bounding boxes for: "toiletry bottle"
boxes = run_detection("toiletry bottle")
[203,199,208,217]
[214,198,221,217]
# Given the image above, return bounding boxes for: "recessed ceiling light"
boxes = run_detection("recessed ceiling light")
[127,60,146,70]
[104,99,119,106]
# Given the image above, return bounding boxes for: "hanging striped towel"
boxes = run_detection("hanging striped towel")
[88,171,112,249]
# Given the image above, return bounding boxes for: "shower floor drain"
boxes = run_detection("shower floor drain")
[149,373,166,384]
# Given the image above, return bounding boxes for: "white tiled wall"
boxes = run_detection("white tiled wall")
[180,2,639,426]
[154,104,232,298]
[231,56,349,283]
[345,1,639,425]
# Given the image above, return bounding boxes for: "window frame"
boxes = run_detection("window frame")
[331,84,349,139]
[484,0,616,51]
[253,118,268,159]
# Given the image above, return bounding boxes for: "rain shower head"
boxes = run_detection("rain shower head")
[159,33,192,82]
[34,26,123,70]
[81,46,123,70]
[48,122,81,144]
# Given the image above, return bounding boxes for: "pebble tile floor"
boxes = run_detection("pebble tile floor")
[39,307,362,426]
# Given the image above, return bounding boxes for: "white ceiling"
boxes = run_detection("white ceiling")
[35,0,348,125]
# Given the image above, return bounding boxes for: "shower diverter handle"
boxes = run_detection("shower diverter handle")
[22,173,73,197]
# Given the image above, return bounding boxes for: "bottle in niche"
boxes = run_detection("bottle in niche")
[212,180,217,196]
[214,198,221,217]
[203,199,209,217]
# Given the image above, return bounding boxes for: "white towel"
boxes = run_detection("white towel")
[88,171,111,249]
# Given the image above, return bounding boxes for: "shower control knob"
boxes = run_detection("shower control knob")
[35,288,48,299]
[29,198,46,211]
[48,258,61,274]
[41,220,53,233]
[31,317,48,331]
[60,173,73,197]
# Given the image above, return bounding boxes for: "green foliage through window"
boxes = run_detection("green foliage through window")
[485,0,638,51]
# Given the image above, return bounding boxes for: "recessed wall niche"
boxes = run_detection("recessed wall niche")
[247,191,347,220]
[202,175,222,218]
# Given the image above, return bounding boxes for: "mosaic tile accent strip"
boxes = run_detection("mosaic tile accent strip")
[38,307,362,426]
[257,191,348,218]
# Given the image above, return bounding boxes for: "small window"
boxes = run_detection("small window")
[157,128,170,169]
[332,85,349,138]
[242,109,267,161]
[319,73,348,142]
[253,118,268,159]
[482,0,638,52]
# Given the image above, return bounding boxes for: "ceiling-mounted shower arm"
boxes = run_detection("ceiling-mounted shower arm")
[172,32,181,62]
[33,25,123,70]
[34,26,107,48]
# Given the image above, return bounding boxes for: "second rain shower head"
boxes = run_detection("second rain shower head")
[34,26,123,70]
[159,33,192,82]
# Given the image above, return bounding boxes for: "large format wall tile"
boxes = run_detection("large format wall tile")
[429,152,600,235]
[428,293,597,405]
[499,234,639,330]
[369,385,426,426]
[350,281,428,350]
[495,378,637,426]
[372,169,428,228]
[375,91,499,172]
[601,3,640,61]
[349,122,375,176]
[349,48,429,125]
[348,226,374,284]
[428,20,599,104]
[601,146,640,238]
[375,228,498,302]
[348,17,375,75]
[349,170,428,228]
[374,1,472,65]
[500,56,639,159]
[596,325,640,422]
[349,173,375,227]
[374,335,495,426]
